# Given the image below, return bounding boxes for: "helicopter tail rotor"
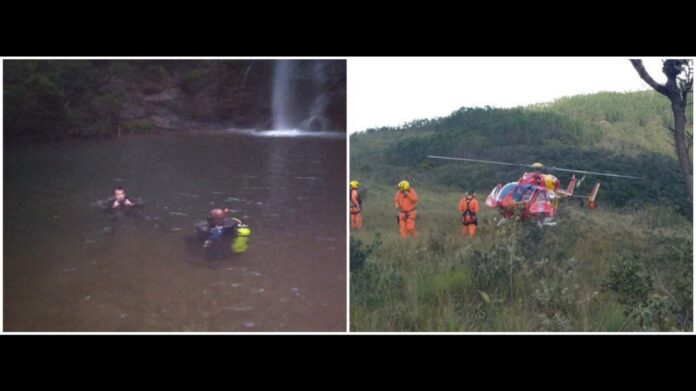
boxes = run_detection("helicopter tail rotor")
[556,175,577,197]
[588,183,600,209]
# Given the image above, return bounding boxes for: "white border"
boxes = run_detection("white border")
[1,58,4,331]
[1,56,694,335]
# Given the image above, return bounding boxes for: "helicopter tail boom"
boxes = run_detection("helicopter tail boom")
[556,175,577,197]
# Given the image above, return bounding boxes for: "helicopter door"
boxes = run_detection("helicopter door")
[529,190,548,215]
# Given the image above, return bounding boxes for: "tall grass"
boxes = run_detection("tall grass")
[350,183,692,332]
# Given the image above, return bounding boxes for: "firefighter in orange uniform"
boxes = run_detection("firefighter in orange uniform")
[459,191,479,238]
[394,180,418,238]
[350,180,363,229]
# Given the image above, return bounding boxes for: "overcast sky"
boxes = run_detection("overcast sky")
[348,57,675,133]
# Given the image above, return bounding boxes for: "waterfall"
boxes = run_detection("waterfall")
[272,60,330,131]
[272,60,294,130]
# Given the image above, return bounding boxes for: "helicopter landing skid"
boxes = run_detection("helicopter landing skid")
[538,217,557,227]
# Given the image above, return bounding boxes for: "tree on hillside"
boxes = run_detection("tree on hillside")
[630,59,693,202]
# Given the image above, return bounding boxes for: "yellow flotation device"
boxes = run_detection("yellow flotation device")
[231,224,251,253]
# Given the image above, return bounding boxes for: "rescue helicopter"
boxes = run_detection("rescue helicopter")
[428,155,641,226]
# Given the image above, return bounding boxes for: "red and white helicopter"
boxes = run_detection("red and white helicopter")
[428,155,641,226]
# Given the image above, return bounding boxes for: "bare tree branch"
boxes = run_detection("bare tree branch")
[630,60,670,97]
[631,59,693,202]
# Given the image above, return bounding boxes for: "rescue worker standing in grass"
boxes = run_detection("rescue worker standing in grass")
[459,190,479,238]
[395,180,418,238]
[350,180,363,229]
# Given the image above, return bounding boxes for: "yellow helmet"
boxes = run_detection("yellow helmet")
[398,180,410,191]
[350,180,360,189]
[531,162,544,169]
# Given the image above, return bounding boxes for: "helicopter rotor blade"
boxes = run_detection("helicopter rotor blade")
[575,175,586,188]
[544,166,642,180]
[427,155,641,180]
[427,155,532,168]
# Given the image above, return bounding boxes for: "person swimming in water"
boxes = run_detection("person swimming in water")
[103,186,151,225]
[199,208,240,248]
[191,208,251,262]
[109,186,136,209]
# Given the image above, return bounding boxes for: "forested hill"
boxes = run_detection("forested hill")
[350,90,693,215]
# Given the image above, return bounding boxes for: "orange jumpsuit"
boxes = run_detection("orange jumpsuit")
[395,188,418,238]
[350,188,363,229]
[458,196,479,238]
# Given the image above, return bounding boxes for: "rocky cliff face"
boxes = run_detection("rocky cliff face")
[104,60,346,132]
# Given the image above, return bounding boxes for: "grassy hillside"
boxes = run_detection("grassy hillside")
[350,91,692,332]
[350,184,691,331]
[530,90,690,158]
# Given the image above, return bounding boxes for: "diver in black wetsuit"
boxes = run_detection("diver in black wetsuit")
[194,208,244,261]
[198,208,239,248]
[190,207,251,262]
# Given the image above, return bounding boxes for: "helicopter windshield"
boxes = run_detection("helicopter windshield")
[511,184,536,202]
[497,183,518,201]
